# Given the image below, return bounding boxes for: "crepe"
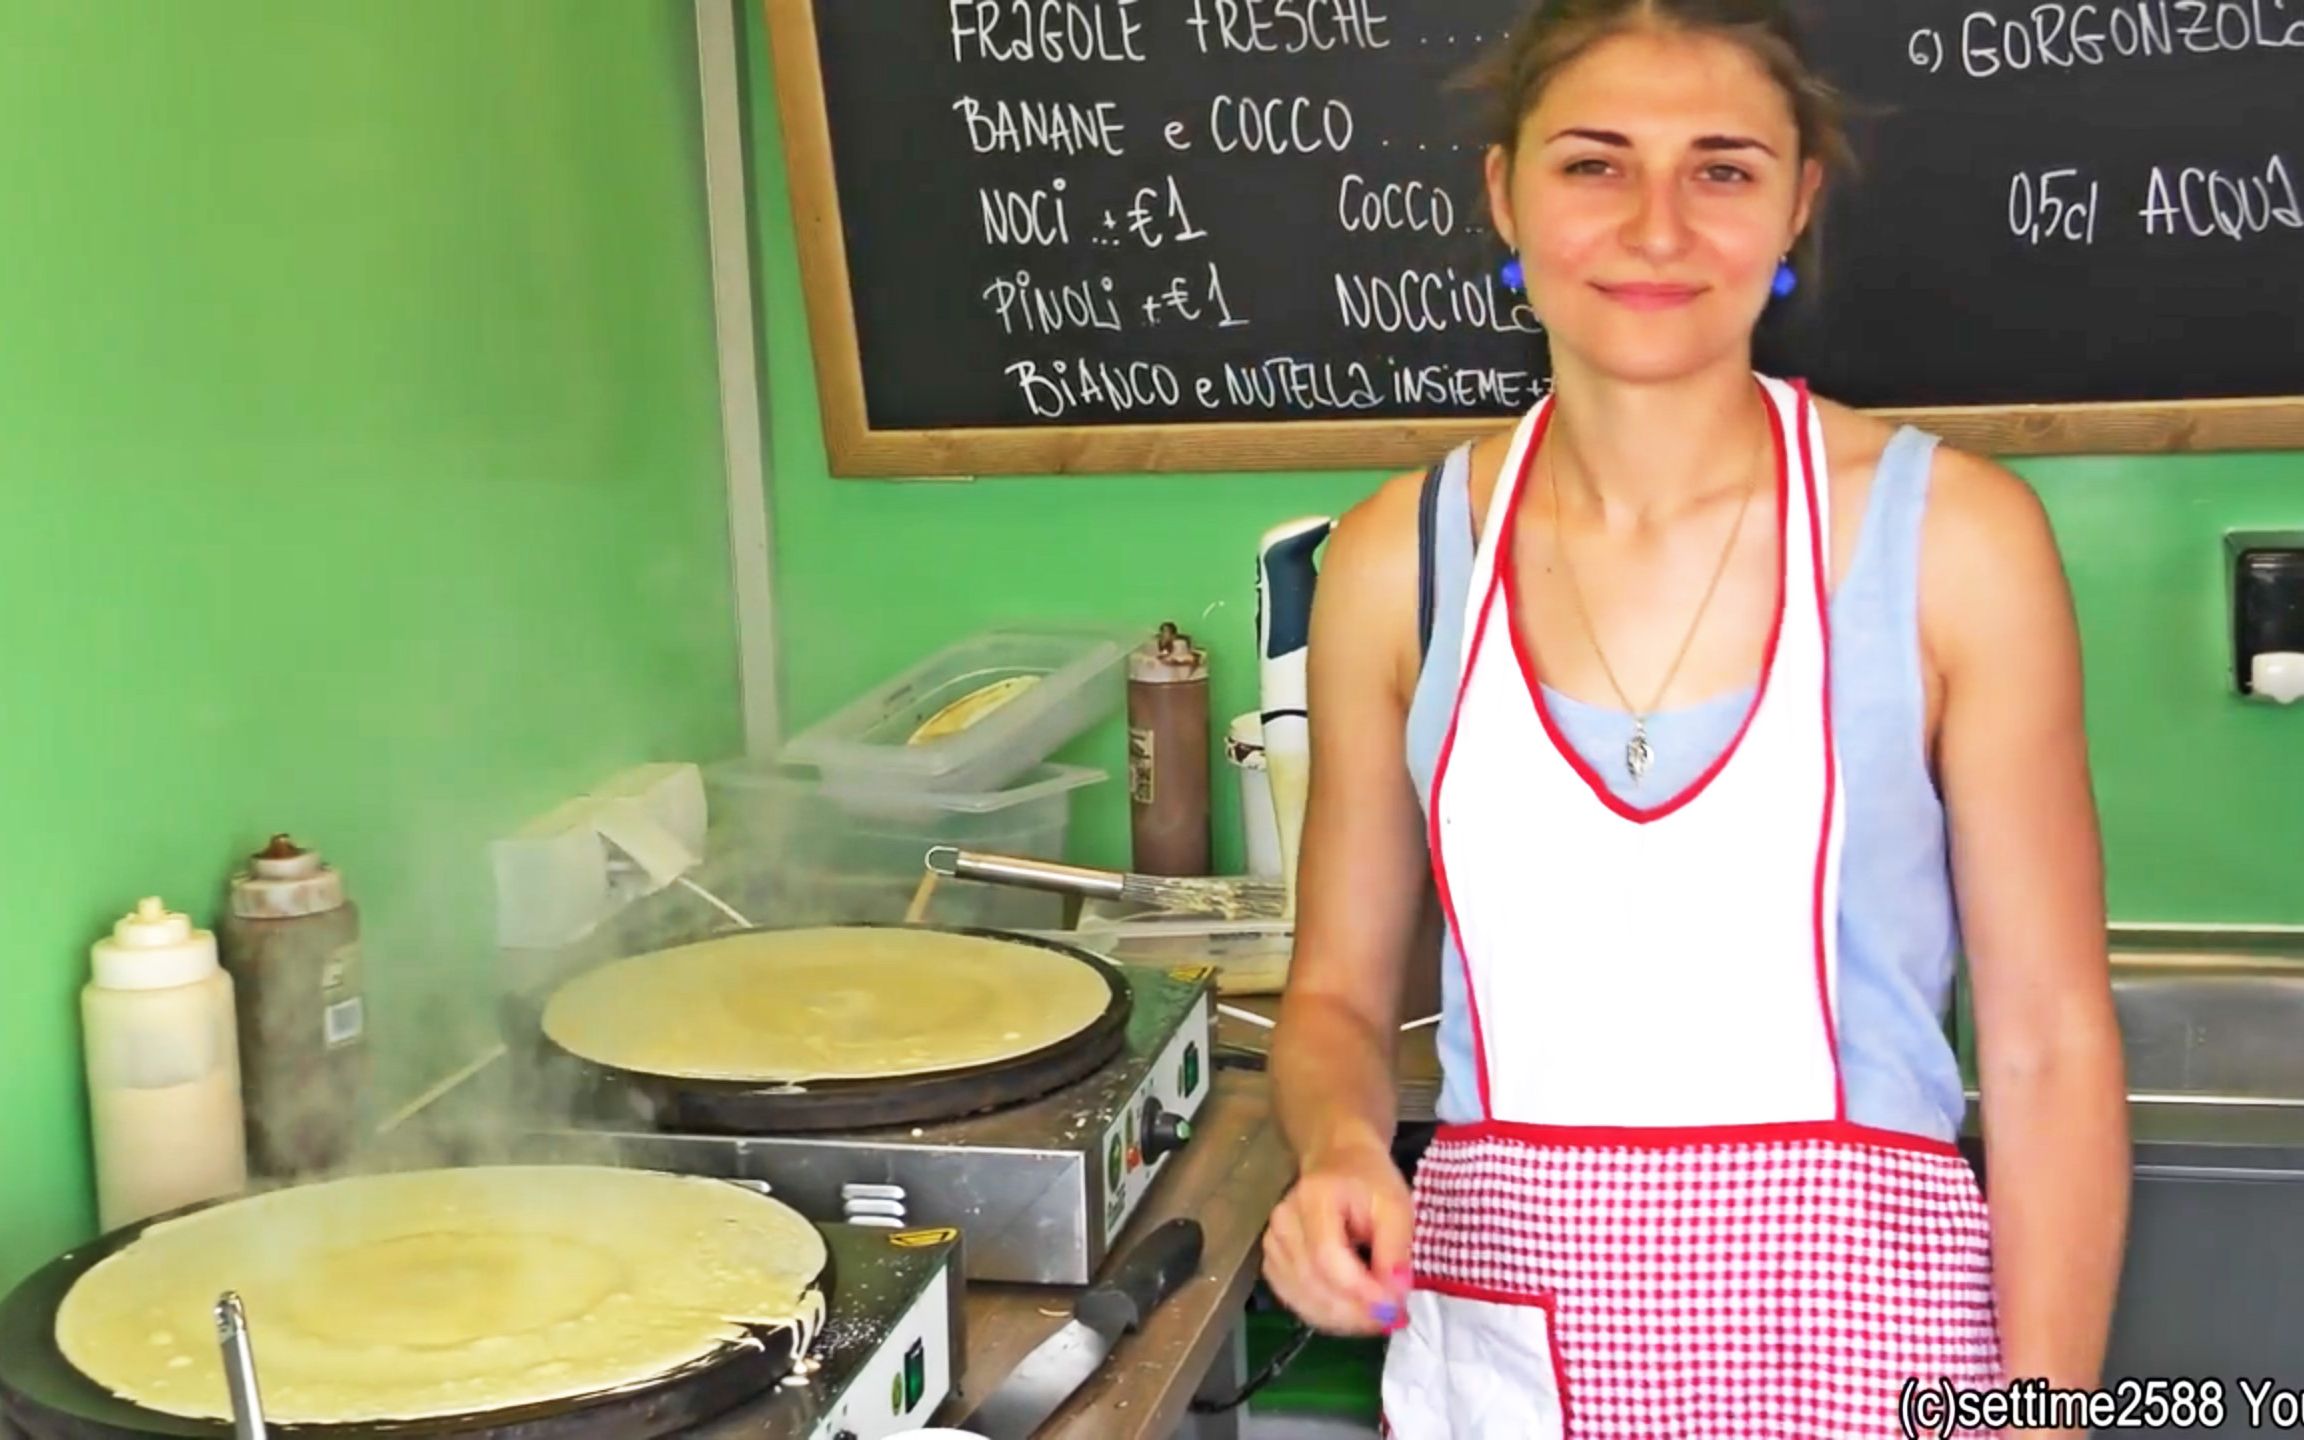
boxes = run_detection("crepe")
[541,926,1113,1083]
[908,674,1039,743]
[55,1165,826,1425]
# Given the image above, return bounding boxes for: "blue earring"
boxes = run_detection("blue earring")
[1500,254,1524,292]
[1771,257,1798,299]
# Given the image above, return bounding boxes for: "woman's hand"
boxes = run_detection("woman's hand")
[1261,1136,1416,1336]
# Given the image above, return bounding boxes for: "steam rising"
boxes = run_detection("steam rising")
[271,757,1086,1190]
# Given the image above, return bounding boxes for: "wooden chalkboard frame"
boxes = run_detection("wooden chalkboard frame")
[762,0,2304,477]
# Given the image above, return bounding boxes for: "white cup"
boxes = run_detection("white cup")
[1225,711,1282,878]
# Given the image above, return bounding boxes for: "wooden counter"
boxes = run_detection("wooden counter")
[937,1068,1297,1438]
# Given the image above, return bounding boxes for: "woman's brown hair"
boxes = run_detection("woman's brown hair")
[1467,0,1856,284]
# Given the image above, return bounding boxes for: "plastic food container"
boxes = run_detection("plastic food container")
[777,628,1129,794]
[704,760,1107,931]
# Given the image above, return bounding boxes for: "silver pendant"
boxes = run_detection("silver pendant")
[1625,722,1653,782]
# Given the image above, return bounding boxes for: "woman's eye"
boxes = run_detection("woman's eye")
[1563,157,1614,177]
[1701,163,1753,183]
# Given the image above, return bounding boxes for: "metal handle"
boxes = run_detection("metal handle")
[924,847,1127,902]
[215,1292,267,1440]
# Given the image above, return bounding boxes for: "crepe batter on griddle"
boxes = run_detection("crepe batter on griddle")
[541,925,1114,1083]
[54,1165,826,1425]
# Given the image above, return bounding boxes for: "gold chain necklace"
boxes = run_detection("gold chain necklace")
[1546,438,1764,784]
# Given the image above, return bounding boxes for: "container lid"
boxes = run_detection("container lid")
[91,898,220,991]
[817,761,1107,819]
[709,757,1108,825]
[779,627,1129,791]
[230,834,346,917]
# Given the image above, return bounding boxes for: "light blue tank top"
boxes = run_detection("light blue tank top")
[1404,424,1966,1142]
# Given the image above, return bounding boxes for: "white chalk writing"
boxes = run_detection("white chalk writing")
[2141,155,2303,238]
[1338,174,1460,235]
[1334,268,1540,335]
[1921,1,2304,76]
[2009,168,2102,245]
[949,0,1149,63]
[1183,0,1392,54]
[1393,361,1545,410]
[954,97,1128,156]
[979,179,1073,246]
[1006,356,1182,417]
[983,272,1125,335]
[1205,96,1356,154]
[1125,176,1209,247]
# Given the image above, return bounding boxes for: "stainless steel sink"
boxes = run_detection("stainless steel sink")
[1956,927,2304,1108]
[1958,929,2304,1386]
[2107,932,2304,1105]
[2111,951,2304,1103]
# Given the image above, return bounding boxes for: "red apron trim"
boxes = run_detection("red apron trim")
[1426,401,1559,1124]
[1500,375,1794,827]
[1425,634,1493,1119]
[1425,378,1843,1132]
[1414,1275,1553,1307]
[1426,556,1508,1122]
[1432,1116,1966,1158]
[1790,379,1850,1124]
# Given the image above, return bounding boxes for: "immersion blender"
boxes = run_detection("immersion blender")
[1256,516,1332,916]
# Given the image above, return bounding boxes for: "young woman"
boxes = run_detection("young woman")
[1261,2,2131,1434]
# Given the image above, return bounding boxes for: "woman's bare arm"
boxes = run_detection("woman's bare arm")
[1925,447,2129,1406]
[1264,473,1436,1322]
[1271,473,1432,1163]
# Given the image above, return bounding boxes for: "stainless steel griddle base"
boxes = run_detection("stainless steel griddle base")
[522,961,1217,1286]
[681,1222,963,1440]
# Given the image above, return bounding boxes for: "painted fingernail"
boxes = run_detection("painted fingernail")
[1372,1300,1401,1328]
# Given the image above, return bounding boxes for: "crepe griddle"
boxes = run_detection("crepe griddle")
[527,925,1133,1134]
[0,1184,829,1440]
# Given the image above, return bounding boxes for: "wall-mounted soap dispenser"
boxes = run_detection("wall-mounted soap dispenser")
[2228,531,2304,704]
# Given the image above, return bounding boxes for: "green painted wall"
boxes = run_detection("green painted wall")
[0,3,740,1288]
[742,15,2303,921]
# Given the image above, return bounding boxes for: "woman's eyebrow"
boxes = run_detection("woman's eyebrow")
[1694,134,1775,155]
[1545,126,1630,146]
[1543,127,1778,158]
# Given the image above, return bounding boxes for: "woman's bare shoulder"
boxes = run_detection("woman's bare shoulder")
[1815,404,2068,700]
[1326,465,1427,581]
[1311,466,1432,703]
[1812,394,1900,478]
[1334,423,1517,564]
[1811,389,2060,614]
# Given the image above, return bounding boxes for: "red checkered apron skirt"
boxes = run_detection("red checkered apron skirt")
[1380,1124,2003,1438]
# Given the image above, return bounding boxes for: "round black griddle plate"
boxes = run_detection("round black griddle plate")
[0,1185,830,1440]
[533,925,1134,1135]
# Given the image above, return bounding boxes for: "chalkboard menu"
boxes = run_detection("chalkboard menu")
[763,0,2304,474]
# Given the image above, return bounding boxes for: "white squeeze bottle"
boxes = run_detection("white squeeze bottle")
[83,897,249,1231]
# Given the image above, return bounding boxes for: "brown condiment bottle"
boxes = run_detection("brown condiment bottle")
[1127,622,1211,877]
[217,834,368,1179]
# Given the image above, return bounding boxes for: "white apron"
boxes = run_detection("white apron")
[1379,376,2002,1439]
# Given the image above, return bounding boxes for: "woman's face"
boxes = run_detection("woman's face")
[1486,27,1822,385]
